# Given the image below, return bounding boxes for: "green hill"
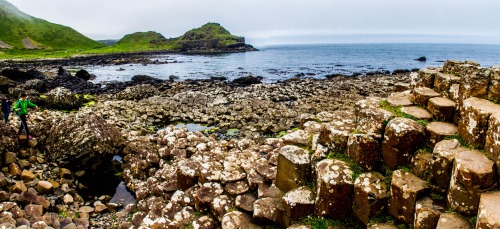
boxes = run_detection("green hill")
[111,31,180,51]
[0,0,105,50]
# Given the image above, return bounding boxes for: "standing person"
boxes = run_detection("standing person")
[13,93,38,139]
[1,95,12,124]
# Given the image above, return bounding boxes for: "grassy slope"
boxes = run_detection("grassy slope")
[0,0,104,51]
[179,22,240,46]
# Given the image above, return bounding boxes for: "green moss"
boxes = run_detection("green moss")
[444,134,481,150]
[380,99,430,126]
[39,94,47,99]
[296,215,361,229]
[469,216,477,226]
[226,128,240,136]
[326,151,363,180]
[83,101,96,107]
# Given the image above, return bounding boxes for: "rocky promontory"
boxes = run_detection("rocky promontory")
[1,60,500,228]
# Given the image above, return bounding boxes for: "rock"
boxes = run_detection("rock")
[400,106,433,120]
[355,108,394,139]
[63,194,74,204]
[488,66,500,101]
[37,181,54,194]
[8,163,21,176]
[1,68,44,82]
[417,69,439,88]
[435,213,472,229]
[20,170,35,182]
[192,216,217,229]
[59,168,72,179]
[231,75,263,85]
[258,184,283,199]
[388,170,429,224]
[353,172,388,225]
[449,84,461,102]
[38,114,124,170]
[387,91,413,107]
[253,197,284,225]
[225,181,249,195]
[414,197,444,229]
[177,159,200,190]
[235,193,257,212]
[410,150,432,180]
[443,60,476,75]
[412,87,441,107]
[447,149,497,215]
[210,195,233,222]
[44,87,85,109]
[355,97,382,114]
[12,181,27,193]
[275,145,310,193]
[115,84,159,101]
[221,211,261,229]
[476,191,500,229]
[458,97,500,148]
[75,69,95,81]
[282,130,311,146]
[94,201,108,213]
[318,111,356,152]
[425,122,458,147]
[427,97,456,122]
[315,159,353,219]
[434,72,460,93]
[17,191,50,209]
[282,186,315,226]
[382,118,426,169]
[368,223,398,229]
[347,134,381,171]
[0,125,19,154]
[485,113,500,180]
[457,64,490,102]
[195,182,224,212]
[430,139,461,190]
[24,204,44,218]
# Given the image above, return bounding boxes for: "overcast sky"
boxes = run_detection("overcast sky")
[8,0,500,46]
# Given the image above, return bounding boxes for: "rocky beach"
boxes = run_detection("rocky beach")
[1,59,500,229]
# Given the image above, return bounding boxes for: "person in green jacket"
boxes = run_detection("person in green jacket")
[13,93,38,139]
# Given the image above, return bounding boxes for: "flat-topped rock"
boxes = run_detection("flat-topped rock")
[434,72,461,93]
[457,64,490,102]
[353,172,388,225]
[435,213,472,229]
[417,68,439,88]
[275,145,311,193]
[477,191,500,229]
[347,134,381,171]
[222,211,261,229]
[282,130,311,146]
[458,97,500,148]
[413,87,441,107]
[389,170,429,224]
[430,139,461,190]
[448,149,496,215]
[368,223,398,229]
[355,97,383,115]
[282,186,315,226]
[318,111,356,152]
[253,197,284,225]
[387,91,414,107]
[400,106,433,120]
[488,66,500,101]
[356,108,395,139]
[414,197,445,229]
[426,122,458,146]
[382,118,426,169]
[443,60,479,75]
[485,113,500,176]
[315,159,353,219]
[427,97,456,122]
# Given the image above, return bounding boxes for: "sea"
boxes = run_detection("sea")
[85,43,500,84]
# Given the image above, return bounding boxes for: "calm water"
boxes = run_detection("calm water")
[85,43,500,83]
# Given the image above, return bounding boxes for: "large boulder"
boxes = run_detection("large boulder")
[315,159,353,219]
[115,84,160,101]
[388,170,429,224]
[275,145,310,193]
[353,172,388,225]
[35,114,124,170]
[477,191,500,229]
[75,69,96,81]
[1,68,45,82]
[382,118,426,169]
[44,87,85,109]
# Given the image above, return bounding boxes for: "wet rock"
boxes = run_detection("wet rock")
[282,186,315,226]
[315,159,353,219]
[387,91,413,107]
[356,108,394,139]
[37,114,124,170]
[485,113,500,177]
[447,149,496,215]
[435,213,472,229]
[275,145,310,193]
[426,122,458,147]
[282,130,311,146]
[427,97,456,122]
[417,69,438,88]
[221,211,261,229]
[412,87,441,107]
[476,191,500,229]
[210,195,233,222]
[253,197,284,225]
[318,111,356,152]
[400,106,432,120]
[488,66,500,101]
[410,150,432,180]
[434,72,460,93]
[75,69,95,81]
[195,182,224,212]
[414,197,445,229]
[458,97,500,148]
[235,193,257,212]
[347,134,381,171]
[353,172,388,225]
[430,139,461,190]
[382,118,426,169]
[388,170,429,224]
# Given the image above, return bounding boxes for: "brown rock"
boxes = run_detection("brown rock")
[258,184,284,199]
[458,97,500,147]
[8,163,21,176]
[413,87,441,107]
[199,161,223,183]
[247,169,265,190]
[12,181,27,193]
[485,112,500,176]
[417,68,439,88]
[435,213,472,229]
[434,72,460,93]
[24,204,44,218]
[37,181,54,194]
[253,197,284,225]
[430,139,461,190]
[356,108,394,139]
[20,170,35,182]
[368,223,399,229]
[275,145,311,193]
[176,159,200,190]
[317,111,356,152]
[17,191,50,209]
[282,186,315,226]
[443,60,478,75]
[59,168,72,179]
[195,182,224,212]
[347,134,381,171]
[282,130,311,146]
[427,97,456,122]
[192,216,217,229]
[4,152,17,164]
[410,150,433,180]
[235,193,257,212]
[447,149,497,215]
[488,66,500,101]
[449,84,460,102]
[425,122,458,147]
[457,64,490,101]
[382,118,426,169]
[225,181,249,195]
[353,172,388,225]
[315,159,353,219]
[414,197,445,229]
[387,91,414,107]
[355,97,382,115]
[388,170,429,224]
[477,191,500,229]
[221,211,261,229]
[210,195,233,222]
[400,106,433,120]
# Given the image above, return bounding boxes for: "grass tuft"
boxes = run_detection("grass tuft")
[326,151,363,180]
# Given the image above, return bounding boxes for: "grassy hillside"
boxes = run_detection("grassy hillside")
[179,22,241,46]
[110,31,180,51]
[0,0,105,50]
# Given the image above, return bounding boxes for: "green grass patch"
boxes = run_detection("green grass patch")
[430,192,445,200]
[296,215,360,229]
[326,151,363,180]
[469,216,477,226]
[380,99,429,126]
[444,134,482,150]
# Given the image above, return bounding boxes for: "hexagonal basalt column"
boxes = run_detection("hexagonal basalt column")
[353,172,388,225]
[347,134,381,171]
[477,191,500,229]
[488,66,500,101]
[413,87,441,107]
[447,149,497,215]
[414,197,445,229]
[427,97,456,122]
[425,122,458,147]
[434,72,461,94]
[314,159,353,219]
[382,118,426,169]
[430,139,461,190]
[282,186,315,226]
[317,111,356,153]
[435,213,472,229]
[458,97,500,148]
[388,170,429,224]
[356,108,394,139]
[275,145,311,193]
[485,113,500,176]
[417,69,439,88]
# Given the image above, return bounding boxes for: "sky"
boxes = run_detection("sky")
[7,0,500,47]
